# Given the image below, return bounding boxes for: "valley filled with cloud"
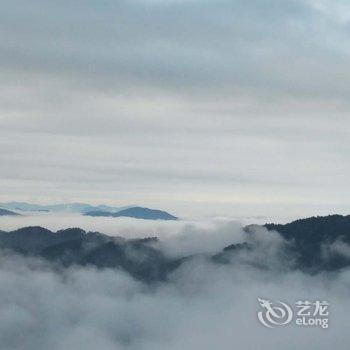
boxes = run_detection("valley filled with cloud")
[0,214,350,349]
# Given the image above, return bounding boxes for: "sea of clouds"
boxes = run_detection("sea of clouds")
[0,214,349,349]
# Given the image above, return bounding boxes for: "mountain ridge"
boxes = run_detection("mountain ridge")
[0,202,131,214]
[84,206,179,220]
[0,208,20,216]
[1,214,349,281]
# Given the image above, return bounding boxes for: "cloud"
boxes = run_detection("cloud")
[1,0,349,98]
[1,0,350,216]
[0,227,350,350]
[1,1,350,345]
[326,240,350,259]
[0,213,260,256]
[2,0,350,112]
[153,221,246,257]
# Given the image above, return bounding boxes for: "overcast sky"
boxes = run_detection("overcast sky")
[1,0,350,217]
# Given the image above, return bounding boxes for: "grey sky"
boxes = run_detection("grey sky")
[1,0,349,217]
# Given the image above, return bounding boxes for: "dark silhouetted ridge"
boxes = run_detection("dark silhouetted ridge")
[0,208,20,216]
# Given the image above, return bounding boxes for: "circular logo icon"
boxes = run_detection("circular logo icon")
[257,298,293,328]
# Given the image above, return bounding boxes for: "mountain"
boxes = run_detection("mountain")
[0,208,20,216]
[212,242,251,264]
[0,203,177,220]
[1,215,349,282]
[0,226,180,282]
[85,206,178,220]
[113,207,178,220]
[83,210,114,217]
[0,202,131,214]
[264,214,350,245]
[212,215,350,273]
[263,215,350,272]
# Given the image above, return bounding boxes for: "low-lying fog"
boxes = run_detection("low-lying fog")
[0,211,297,235]
[0,213,349,350]
[0,212,297,257]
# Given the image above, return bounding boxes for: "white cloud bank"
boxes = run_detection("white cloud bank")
[0,219,350,349]
[0,250,349,350]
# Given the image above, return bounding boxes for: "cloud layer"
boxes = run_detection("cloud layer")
[1,0,350,216]
[0,220,350,350]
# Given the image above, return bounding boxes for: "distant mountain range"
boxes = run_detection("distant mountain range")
[0,215,349,282]
[84,207,178,220]
[0,202,132,214]
[0,208,20,216]
[0,203,178,220]
[0,202,179,221]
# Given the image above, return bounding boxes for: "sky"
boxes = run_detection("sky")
[1,0,350,218]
